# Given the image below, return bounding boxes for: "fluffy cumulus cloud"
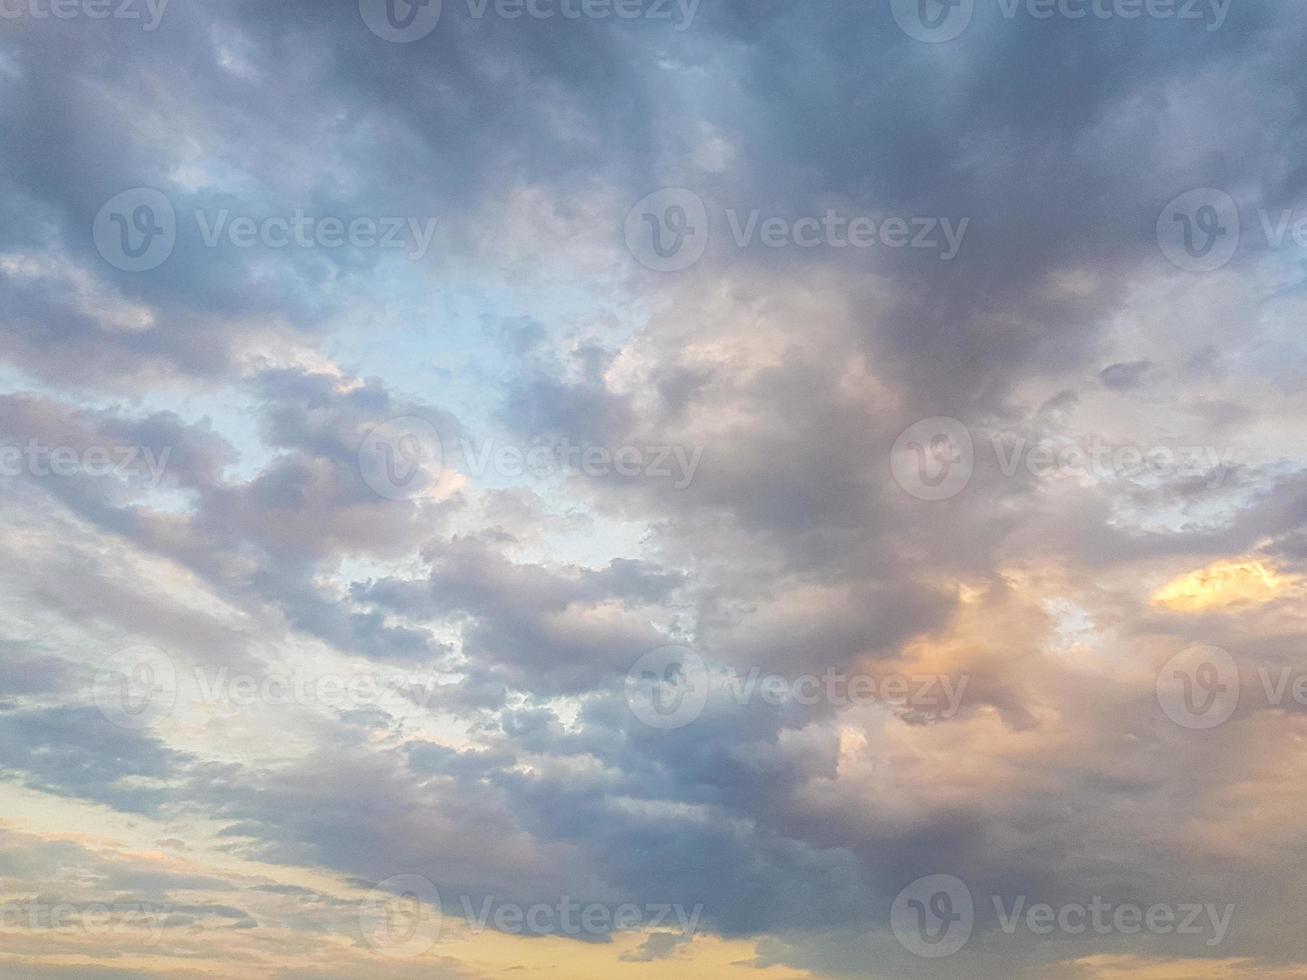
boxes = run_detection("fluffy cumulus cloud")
[1,0,1306,977]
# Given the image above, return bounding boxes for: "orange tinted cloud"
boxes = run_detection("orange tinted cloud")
[1151,560,1303,613]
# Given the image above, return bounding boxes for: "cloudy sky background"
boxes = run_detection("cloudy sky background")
[3,0,1307,976]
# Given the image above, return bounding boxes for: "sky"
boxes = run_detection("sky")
[1,0,1307,977]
